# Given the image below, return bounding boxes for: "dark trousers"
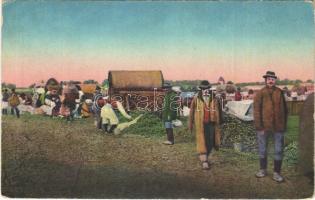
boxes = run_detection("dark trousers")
[2,108,8,115]
[11,106,20,118]
[257,131,284,160]
[204,122,215,156]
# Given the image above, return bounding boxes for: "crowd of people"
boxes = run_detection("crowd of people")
[2,70,289,182]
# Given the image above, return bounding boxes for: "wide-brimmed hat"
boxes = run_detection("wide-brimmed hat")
[263,71,277,79]
[198,80,211,90]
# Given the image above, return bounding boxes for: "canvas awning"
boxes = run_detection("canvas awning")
[225,100,254,121]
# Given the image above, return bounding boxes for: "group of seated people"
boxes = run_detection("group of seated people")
[2,84,95,121]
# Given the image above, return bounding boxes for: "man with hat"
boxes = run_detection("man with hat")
[92,85,104,129]
[189,80,222,170]
[162,83,180,145]
[254,71,288,182]
[8,88,20,118]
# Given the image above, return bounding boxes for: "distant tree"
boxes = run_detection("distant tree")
[29,83,36,88]
[306,79,314,83]
[295,79,303,84]
[6,83,16,89]
[83,79,98,84]
[69,80,81,84]
[282,78,290,85]
[2,82,6,88]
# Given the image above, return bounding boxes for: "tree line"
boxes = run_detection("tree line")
[2,78,313,90]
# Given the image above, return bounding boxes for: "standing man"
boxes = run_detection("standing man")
[189,80,222,170]
[92,86,103,129]
[162,83,180,145]
[8,88,20,118]
[254,71,288,182]
[2,89,10,115]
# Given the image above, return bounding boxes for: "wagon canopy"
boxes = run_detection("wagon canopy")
[108,70,164,90]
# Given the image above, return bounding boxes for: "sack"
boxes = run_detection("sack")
[172,119,183,127]
[2,101,8,109]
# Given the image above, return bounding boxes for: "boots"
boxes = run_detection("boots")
[273,160,284,182]
[97,117,102,129]
[108,124,117,133]
[102,124,108,133]
[163,128,174,145]
[256,158,267,178]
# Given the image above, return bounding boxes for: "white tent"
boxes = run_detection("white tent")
[224,100,254,121]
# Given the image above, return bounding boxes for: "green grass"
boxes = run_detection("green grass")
[285,115,299,143]
[4,111,301,166]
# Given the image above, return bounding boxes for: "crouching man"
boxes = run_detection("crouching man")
[254,71,288,182]
[101,96,119,134]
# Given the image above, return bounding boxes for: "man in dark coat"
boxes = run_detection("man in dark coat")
[253,71,288,182]
[92,86,103,129]
[162,83,180,145]
[2,88,10,115]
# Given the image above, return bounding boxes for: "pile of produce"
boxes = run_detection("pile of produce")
[283,141,298,165]
[220,114,257,152]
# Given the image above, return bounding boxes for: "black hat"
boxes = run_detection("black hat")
[263,71,277,79]
[198,80,211,90]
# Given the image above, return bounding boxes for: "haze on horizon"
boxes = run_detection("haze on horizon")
[2,1,314,87]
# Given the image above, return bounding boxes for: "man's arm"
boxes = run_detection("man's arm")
[253,91,263,130]
[189,97,196,131]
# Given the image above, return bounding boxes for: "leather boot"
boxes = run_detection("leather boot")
[102,124,108,133]
[273,160,284,182]
[108,124,117,133]
[274,160,282,173]
[260,158,267,170]
[97,117,102,129]
[256,158,267,178]
[163,128,174,145]
[168,128,174,144]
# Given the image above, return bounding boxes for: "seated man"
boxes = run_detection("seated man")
[44,88,61,116]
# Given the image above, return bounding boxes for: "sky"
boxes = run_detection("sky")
[2,1,314,87]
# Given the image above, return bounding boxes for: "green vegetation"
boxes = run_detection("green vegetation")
[117,111,165,137]
[220,114,256,151]
[117,110,299,166]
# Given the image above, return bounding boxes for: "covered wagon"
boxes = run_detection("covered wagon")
[108,70,166,112]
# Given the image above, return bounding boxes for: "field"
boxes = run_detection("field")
[1,113,313,198]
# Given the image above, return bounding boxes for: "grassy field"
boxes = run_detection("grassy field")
[1,113,313,198]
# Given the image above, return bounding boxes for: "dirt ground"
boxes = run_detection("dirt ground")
[1,115,314,198]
